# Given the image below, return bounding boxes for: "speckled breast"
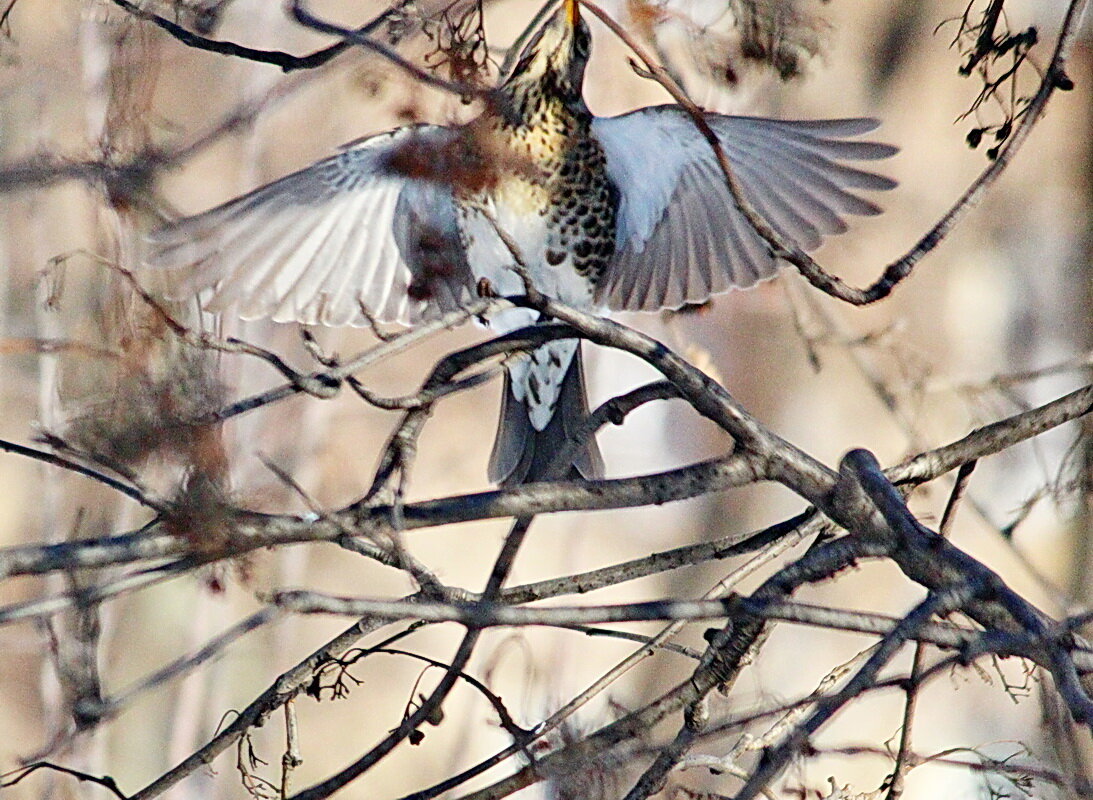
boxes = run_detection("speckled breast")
[455,109,619,301]
[542,130,618,283]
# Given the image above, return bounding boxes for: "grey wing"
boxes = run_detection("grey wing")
[146,124,476,327]
[591,108,897,312]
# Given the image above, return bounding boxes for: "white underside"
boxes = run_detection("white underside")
[460,194,593,431]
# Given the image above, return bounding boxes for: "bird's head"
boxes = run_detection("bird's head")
[502,0,591,107]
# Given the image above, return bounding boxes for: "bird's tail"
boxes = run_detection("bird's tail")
[488,344,604,486]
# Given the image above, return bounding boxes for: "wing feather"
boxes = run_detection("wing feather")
[258,196,360,321]
[674,181,710,306]
[718,184,771,286]
[594,108,897,311]
[666,199,692,308]
[714,157,822,249]
[653,201,681,307]
[146,125,475,327]
[269,193,363,323]
[724,130,897,198]
[341,192,399,326]
[681,197,711,302]
[715,117,898,163]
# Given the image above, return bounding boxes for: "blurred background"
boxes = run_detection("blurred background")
[0,0,1090,798]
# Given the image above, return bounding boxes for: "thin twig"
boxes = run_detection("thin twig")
[0,762,129,800]
[281,699,302,799]
[0,437,165,511]
[108,0,411,73]
[288,0,490,98]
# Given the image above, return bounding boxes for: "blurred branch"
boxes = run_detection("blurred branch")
[0,558,200,627]
[0,61,321,196]
[924,349,1093,394]
[76,608,279,727]
[808,743,1069,792]
[955,0,1007,76]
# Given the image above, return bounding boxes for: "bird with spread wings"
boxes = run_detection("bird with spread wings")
[148,0,896,485]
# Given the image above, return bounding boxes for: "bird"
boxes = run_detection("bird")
[147,0,896,486]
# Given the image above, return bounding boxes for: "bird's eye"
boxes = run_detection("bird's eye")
[575,30,590,57]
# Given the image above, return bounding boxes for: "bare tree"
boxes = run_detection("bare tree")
[0,1,1091,799]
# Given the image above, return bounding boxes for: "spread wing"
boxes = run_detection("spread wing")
[146,124,476,327]
[592,109,897,311]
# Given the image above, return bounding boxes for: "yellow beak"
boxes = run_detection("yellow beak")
[565,0,580,25]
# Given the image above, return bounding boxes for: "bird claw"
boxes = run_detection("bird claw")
[476,277,497,298]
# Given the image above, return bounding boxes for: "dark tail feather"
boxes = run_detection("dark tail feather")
[488,345,604,486]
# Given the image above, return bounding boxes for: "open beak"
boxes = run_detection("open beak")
[565,0,580,26]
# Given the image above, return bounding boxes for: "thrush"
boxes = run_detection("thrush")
[148,0,896,485]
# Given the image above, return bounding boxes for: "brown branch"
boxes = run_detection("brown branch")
[0,68,318,195]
